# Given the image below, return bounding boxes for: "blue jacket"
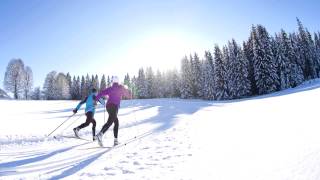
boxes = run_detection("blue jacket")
[75,93,104,114]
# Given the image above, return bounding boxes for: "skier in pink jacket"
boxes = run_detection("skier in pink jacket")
[95,76,132,146]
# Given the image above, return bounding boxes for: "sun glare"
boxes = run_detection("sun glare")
[125,32,195,71]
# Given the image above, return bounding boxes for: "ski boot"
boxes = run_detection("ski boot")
[114,138,119,146]
[96,132,104,147]
[73,128,80,138]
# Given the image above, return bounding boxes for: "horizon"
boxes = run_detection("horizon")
[1,0,320,90]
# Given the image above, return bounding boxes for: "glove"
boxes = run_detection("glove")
[73,109,78,114]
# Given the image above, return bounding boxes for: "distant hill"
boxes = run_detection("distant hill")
[0,88,11,99]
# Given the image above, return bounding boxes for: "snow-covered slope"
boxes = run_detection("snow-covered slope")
[0,89,10,99]
[0,79,319,180]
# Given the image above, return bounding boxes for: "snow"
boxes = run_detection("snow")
[1,79,320,179]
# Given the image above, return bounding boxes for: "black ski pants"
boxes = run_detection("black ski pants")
[100,104,119,138]
[77,111,96,137]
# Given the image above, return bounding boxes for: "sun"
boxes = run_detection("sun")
[125,31,195,71]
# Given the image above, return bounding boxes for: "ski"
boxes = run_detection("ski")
[54,135,92,142]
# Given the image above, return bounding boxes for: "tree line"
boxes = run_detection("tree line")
[135,19,320,100]
[3,19,320,100]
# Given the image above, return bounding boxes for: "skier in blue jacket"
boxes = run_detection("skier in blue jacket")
[72,88,104,141]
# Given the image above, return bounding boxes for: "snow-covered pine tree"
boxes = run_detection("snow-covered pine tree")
[271,35,281,91]
[275,30,292,90]
[75,76,81,99]
[43,71,58,100]
[296,18,317,79]
[71,76,81,100]
[315,32,320,77]
[107,75,111,87]
[80,75,86,99]
[124,73,131,89]
[136,68,148,98]
[100,75,107,91]
[306,30,320,78]
[222,45,231,100]
[66,73,72,96]
[252,25,279,95]
[93,75,99,90]
[227,39,251,99]
[171,69,181,97]
[85,74,91,95]
[191,53,203,98]
[131,75,137,99]
[213,45,229,100]
[278,30,303,88]
[202,51,215,100]
[4,59,26,99]
[289,32,305,86]
[23,66,33,100]
[180,56,193,99]
[243,36,257,95]
[154,70,164,98]
[70,76,77,100]
[123,73,131,99]
[145,67,155,98]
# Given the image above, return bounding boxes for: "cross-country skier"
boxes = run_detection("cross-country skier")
[95,76,132,146]
[72,88,105,141]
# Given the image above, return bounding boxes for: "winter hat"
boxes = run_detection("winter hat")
[112,76,119,83]
[91,88,97,93]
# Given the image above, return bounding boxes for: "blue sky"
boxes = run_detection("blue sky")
[1,0,320,89]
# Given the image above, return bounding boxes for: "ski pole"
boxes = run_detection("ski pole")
[47,113,75,137]
[104,105,106,123]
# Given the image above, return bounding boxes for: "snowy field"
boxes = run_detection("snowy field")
[0,79,320,180]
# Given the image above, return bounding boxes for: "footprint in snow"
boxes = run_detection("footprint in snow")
[122,169,134,174]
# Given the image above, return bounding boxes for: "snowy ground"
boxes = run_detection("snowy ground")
[0,79,320,180]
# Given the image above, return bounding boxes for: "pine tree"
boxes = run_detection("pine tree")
[180,56,193,99]
[66,73,72,95]
[315,32,320,77]
[172,69,181,97]
[227,40,251,99]
[213,45,229,100]
[124,73,131,89]
[75,76,81,99]
[71,76,81,100]
[136,68,148,98]
[80,75,86,99]
[243,37,257,95]
[275,30,292,90]
[71,76,77,100]
[296,18,317,79]
[131,76,138,98]
[85,74,91,95]
[145,67,156,98]
[107,75,111,87]
[252,25,279,95]
[190,53,202,98]
[289,33,305,86]
[222,46,231,99]
[100,74,107,91]
[92,74,99,90]
[202,51,215,100]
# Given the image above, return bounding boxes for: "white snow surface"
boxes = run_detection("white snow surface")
[0,79,320,180]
